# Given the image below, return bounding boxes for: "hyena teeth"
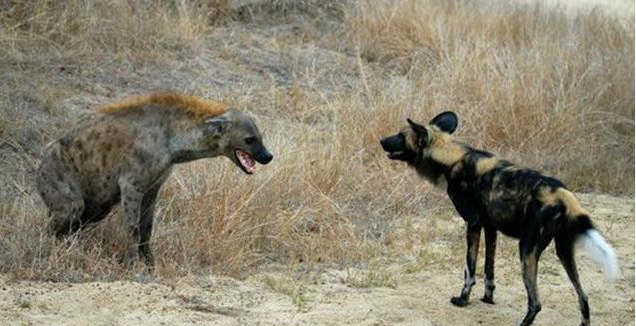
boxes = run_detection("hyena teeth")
[236,150,256,173]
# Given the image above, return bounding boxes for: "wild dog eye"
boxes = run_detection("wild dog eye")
[244,137,256,144]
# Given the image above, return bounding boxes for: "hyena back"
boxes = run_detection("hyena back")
[381,112,618,326]
[36,92,273,268]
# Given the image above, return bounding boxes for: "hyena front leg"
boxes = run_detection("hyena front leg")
[451,223,482,307]
[139,185,160,270]
[481,226,497,304]
[119,176,144,267]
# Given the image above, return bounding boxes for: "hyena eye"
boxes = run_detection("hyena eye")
[244,137,256,145]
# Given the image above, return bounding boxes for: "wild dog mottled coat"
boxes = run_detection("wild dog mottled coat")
[380,112,618,326]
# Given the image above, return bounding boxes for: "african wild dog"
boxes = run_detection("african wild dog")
[380,112,619,326]
[36,92,273,268]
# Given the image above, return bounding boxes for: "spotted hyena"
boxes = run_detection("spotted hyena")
[36,92,273,268]
[380,112,619,326]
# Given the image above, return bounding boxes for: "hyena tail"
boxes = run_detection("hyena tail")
[569,215,620,281]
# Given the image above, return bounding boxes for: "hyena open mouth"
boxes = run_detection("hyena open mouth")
[235,149,256,174]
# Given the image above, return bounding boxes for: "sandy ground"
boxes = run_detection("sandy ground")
[1,193,633,326]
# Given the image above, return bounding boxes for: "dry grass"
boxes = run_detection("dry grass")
[0,0,633,282]
[347,0,634,191]
[1,1,218,65]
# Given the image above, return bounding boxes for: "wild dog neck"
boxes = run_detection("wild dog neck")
[412,132,467,186]
[380,112,464,187]
[426,132,466,166]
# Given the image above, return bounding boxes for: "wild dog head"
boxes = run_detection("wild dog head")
[380,111,459,162]
[205,110,273,174]
[380,111,463,184]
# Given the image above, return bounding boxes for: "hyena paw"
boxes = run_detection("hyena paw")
[124,249,139,268]
[450,296,469,307]
[480,295,495,304]
[140,248,155,270]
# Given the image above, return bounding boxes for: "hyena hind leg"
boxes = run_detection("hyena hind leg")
[47,202,85,237]
[37,166,85,237]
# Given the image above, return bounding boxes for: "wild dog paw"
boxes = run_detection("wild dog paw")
[480,295,495,304]
[450,296,469,307]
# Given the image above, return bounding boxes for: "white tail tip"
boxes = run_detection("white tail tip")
[577,229,620,281]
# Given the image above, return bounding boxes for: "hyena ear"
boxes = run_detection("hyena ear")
[429,111,458,134]
[407,118,429,145]
[204,116,233,136]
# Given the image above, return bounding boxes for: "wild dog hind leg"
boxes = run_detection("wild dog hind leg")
[555,234,590,326]
[516,228,554,326]
[481,226,497,304]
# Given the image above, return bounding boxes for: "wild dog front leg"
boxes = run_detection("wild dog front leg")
[516,239,542,326]
[451,223,482,307]
[119,177,144,267]
[481,227,497,304]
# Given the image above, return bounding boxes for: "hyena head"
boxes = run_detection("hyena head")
[380,111,463,185]
[204,110,273,174]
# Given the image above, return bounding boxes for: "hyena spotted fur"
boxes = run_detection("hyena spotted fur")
[36,92,273,268]
[381,112,619,326]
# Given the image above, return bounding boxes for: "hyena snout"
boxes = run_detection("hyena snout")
[254,145,273,165]
[233,142,274,175]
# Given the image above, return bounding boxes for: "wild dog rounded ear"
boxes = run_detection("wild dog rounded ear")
[429,111,458,134]
[407,118,429,146]
[204,116,233,136]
